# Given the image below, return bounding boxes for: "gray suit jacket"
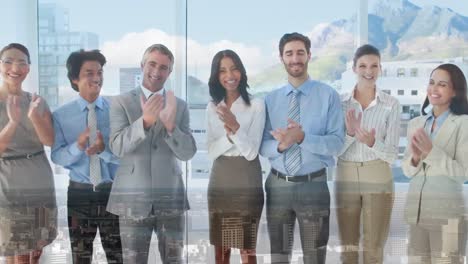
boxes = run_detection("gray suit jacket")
[402,113,468,225]
[106,88,196,218]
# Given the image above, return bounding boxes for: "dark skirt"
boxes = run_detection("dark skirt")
[208,156,264,249]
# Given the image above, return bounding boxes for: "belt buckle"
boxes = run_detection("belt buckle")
[26,153,33,159]
[284,175,293,182]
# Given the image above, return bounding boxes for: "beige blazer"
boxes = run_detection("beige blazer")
[106,88,197,218]
[402,113,468,224]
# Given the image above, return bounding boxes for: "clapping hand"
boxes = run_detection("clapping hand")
[411,127,432,160]
[216,101,239,134]
[28,93,43,122]
[345,109,362,136]
[86,130,105,155]
[140,93,164,129]
[6,95,21,124]
[271,119,304,152]
[355,127,376,147]
[159,90,177,133]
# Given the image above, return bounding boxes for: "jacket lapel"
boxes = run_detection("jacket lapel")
[130,87,143,118]
[433,113,458,152]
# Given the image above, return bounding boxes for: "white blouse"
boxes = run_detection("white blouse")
[206,96,266,161]
[338,89,401,164]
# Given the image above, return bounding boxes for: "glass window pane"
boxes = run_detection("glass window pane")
[37,1,186,263]
[187,0,357,262]
[368,0,468,261]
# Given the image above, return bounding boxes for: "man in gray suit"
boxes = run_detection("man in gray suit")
[106,44,197,264]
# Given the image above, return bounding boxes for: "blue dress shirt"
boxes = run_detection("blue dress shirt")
[424,109,450,139]
[51,96,119,184]
[260,78,345,175]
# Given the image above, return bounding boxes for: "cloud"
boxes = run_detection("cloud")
[100,28,276,81]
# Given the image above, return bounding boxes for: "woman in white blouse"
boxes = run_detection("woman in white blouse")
[335,44,401,264]
[402,64,468,263]
[206,49,265,264]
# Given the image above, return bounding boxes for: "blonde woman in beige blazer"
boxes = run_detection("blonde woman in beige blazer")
[402,63,468,264]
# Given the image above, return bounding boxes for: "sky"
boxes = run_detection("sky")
[32,0,468,89]
[43,0,358,43]
[42,0,468,44]
[1,0,460,94]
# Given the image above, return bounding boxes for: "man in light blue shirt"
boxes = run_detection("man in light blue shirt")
[260,32,345,264]
[51,50,122,263]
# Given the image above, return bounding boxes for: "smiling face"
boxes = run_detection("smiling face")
[0,48,30,87]
[427,69,456,112]
[141,50,172,92]
[218,56,241,96]
[72,60,103,102]
[353,54,381,87]
[280,40,311,79]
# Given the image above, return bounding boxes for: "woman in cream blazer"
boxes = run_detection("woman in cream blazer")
[402,63,468,264]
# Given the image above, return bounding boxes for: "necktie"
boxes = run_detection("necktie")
[285,90,301,175]
[87,103,101,187]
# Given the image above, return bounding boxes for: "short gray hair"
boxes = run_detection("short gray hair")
[140,44,174,70]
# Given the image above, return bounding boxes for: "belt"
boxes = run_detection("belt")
[0,150,45,161]
[68,180,112,192]
[271,168,326,182]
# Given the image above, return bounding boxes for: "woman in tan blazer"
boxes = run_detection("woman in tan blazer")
[402,63,468,264]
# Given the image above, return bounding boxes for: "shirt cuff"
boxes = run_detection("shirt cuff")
[98,150,111,162]
[165,125,181,139]
[68,142,83,156]
[422,145,441,166]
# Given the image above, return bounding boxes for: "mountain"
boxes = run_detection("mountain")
[370,0,468,58]
[187,75,209,104]
[248,0,468,86]
[188,0,468,93]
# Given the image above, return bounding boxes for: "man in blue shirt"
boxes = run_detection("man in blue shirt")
[260,32,345,264]
[51,50,122,263]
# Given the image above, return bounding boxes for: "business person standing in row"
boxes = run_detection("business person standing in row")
[336,44,400,264]
[107,44,196,264]
[206,50,265,264]
[403,63,468,264]
[0,43,57,264]
[261,32,344,264]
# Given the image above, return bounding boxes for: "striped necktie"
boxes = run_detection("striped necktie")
[87,103,101,187]
[285,90,301,175]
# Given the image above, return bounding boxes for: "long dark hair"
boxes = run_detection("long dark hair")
[208,49,251,106]
[422,63,468,115]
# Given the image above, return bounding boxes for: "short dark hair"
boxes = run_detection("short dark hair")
[208,49,251,106]
[66,49,106,91]
[0,43,31,64]
[279,32,311,56]
[141,44,174,70]
[422,63,468,116]
[353,44,380,67]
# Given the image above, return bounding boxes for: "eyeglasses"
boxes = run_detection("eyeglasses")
[0,59,30,69]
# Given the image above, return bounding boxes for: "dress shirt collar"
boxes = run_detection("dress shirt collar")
[231,95,244,106]
[345,87,389,105]
[77,96,104,112]
[283,77,313,97]
[426,109,450,124]
[140,84,164,99]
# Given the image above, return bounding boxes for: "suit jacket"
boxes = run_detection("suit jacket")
[106,88,196,218]
[402,113,468,225]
